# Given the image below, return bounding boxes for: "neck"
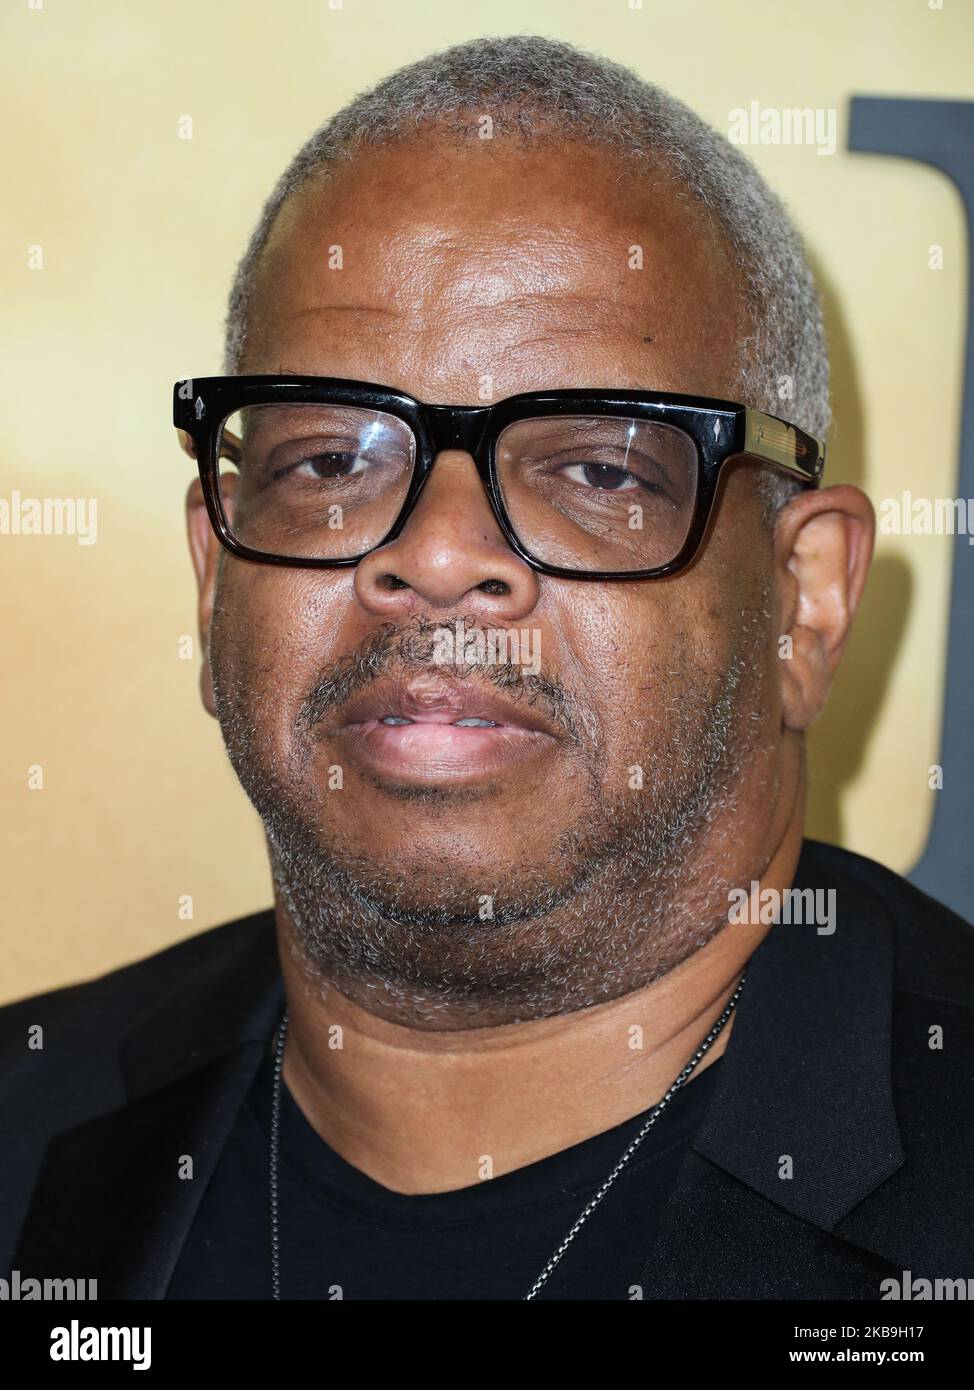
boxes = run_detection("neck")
[275,801,805,1194]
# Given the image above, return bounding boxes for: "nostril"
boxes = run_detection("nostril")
[380,574,410,591]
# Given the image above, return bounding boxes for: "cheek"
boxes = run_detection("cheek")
[209,568,351,734]
[547,572,758,769]
[548,585,709,745]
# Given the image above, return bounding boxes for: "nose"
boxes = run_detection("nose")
[353,450,541,620]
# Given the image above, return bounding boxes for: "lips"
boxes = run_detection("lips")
[328,674,561,784]
[334,675,559,738]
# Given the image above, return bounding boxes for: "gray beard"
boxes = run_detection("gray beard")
[211,607,769,1026]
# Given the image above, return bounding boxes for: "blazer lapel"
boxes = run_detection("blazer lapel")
[14,925,284,1299]
[638,839,911,1297]
[638,1151,905,1298]
[14,1043,266,1298]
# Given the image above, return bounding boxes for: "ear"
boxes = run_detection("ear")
[186,476,236,718]
[774,484,875,731]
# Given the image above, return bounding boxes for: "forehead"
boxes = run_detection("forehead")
[243,135,751,404]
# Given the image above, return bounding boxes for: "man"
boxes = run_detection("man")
[3,35,973,1302]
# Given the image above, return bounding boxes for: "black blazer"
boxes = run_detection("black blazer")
[3,838,973,1299]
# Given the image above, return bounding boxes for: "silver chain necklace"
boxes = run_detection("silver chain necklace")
[270,972,746,1301]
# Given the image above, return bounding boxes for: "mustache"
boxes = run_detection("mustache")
[298,615,590,745]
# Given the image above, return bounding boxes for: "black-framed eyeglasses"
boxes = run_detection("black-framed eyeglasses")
[173,375,825,580]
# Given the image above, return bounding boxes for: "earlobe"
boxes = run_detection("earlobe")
[775,485,875,732]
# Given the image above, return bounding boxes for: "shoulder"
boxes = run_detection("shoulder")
[0,908,277,1273]
[801,842,974,1262]
[800,837,974,1006]
[0,907,277,1085]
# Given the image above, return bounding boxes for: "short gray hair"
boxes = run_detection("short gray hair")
[224,35,829,511]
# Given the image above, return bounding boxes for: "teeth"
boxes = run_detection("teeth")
[378,715,499,728]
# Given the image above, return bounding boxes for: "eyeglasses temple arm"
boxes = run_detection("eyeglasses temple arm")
[742,409,825,483]
[176,426,242,466]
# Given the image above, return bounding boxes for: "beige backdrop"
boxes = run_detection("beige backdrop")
[1,0,971,1003]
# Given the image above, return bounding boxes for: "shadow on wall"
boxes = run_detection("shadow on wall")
[804,258,914,848]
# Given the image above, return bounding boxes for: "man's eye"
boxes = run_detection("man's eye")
[276,450,371,481]
[556,460,657,492]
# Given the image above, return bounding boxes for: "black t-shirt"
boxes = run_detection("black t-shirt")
[167,1043,723,1301]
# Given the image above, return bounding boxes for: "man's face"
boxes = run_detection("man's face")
[194,135,790,1014]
